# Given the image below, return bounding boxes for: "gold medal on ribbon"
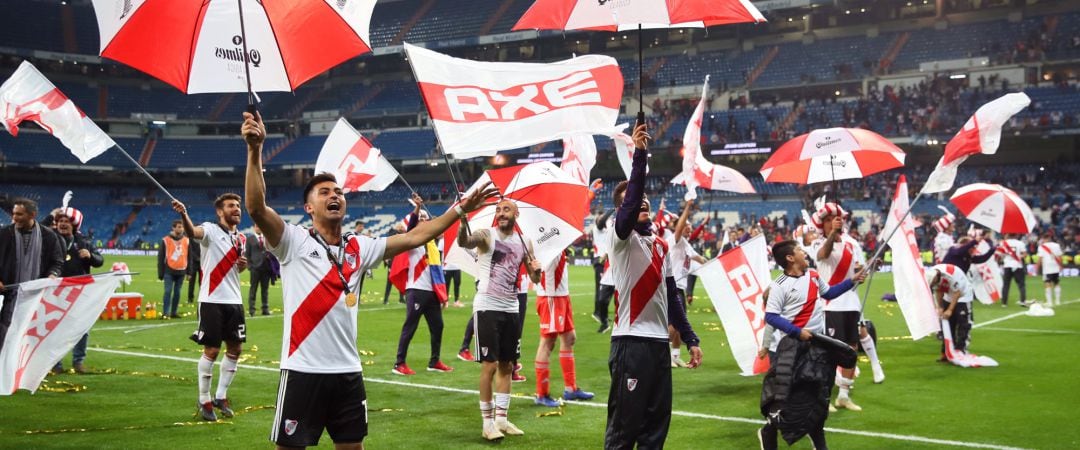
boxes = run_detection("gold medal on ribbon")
[66,254,72,261]
[345,293,358,307]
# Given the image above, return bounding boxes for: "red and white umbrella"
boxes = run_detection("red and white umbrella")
[442,162,589,276]
[949,183,1036,234]
[91,0,376,95]
[759,128,906,185]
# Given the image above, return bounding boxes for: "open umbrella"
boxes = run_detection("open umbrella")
[950,183,1036,234]
[759,127,906,186]
[91,0,377,107]
[512,0,765,117]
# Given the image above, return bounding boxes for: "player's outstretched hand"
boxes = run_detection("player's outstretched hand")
[687,346,703,369]
[242,111,265,148]
[171,200,187,216]
[460,181,499,213]
[632,123,650,150]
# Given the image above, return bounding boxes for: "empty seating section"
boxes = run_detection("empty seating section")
[361,81,424,114]
[754,35,892,88]
[371,128,437,159]
[146,137,284,168]
[0,132,144,167]
[890,20,1027,71]
[402,0,502,43]
[0,2,64,52]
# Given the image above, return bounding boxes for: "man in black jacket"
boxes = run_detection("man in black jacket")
[245,224,276,316]
[0,198,64,355]
[50,207,104,373]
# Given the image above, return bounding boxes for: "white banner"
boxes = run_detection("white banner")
[405,43,622,155]
[969,240,1003,305]
[315,118,399,193]
[883,176,940,339]
[1,274,124,394]
[696,235,771,376]
[560,134,597,186]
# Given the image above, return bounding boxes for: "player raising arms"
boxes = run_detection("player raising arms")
[242,111,497,449]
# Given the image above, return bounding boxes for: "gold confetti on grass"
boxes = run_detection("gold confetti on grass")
[11,405,275,435]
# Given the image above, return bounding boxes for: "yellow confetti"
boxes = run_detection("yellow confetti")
[536,407,564,418]
[706,327,722,332]
[373,408,404,413]
[11,405,274,435]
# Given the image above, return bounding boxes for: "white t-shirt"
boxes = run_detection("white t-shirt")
[997,239,1026,269]
[268,224,386,373]
[536,253,569,297]
[609,229,673,340]
[931,263,973,304]
[1037,242,1064,275]
[405,245,433,291]
[473,228,529,313]
[670,237,694,290]
[812,234,864,312]
[598,216,615,287]
[933,232,955,264]
[765,269,830,351]
[197,222,246,305]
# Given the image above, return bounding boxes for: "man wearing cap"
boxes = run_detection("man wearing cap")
[932,207,956,264]
[51,206,103,373]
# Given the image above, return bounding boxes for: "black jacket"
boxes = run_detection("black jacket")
[58,232,104,277]
[0,223,64,291]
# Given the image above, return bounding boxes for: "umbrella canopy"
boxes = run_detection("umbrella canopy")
[442,162,589,276]
[950,183,1036,234]
[759,128,906,185]
[91,0,377,94]
[512,0,765,31]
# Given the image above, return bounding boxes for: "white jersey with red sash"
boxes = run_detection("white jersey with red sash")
[812,234,864,312]
[536,253,569,297]
[267,224,386,373]
[997,239,1025,270]
[931,263,973,304]
[765,269,830,351]
[1038,242,1063,275]
[405,245,433,291]
[609,229,673,340]
[196,222,246,304]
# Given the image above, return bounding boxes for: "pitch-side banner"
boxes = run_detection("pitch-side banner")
[883,176,940,339]
[695,234,770,376]
[314,118,399,193]
[0,273,124,395]
[405,43,622,155]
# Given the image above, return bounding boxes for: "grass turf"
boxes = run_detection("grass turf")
[1,255,1078,449]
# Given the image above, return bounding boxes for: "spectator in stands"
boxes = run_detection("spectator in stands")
[50,206,103,374]
[158,219,190,319]
[245,224,277,316]
[0,198,64,355]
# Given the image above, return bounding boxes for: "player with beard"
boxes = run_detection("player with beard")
[457,198,542,441]
[605,123,702,449]
[172,194,249,421]
[242,111,497,449]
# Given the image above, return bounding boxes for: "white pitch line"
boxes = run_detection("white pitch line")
[89,347,1026,450]
[980,327,1080,335]
[94,305,403,333]
[974,299,1079,329]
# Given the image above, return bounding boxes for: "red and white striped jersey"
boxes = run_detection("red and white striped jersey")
[1037,242,1063,275]
[196,222,246,305]
[536,253,569,297]
[268,224,386,373]
[765,269,830,351]
[930,263,973,304]
[997,239,1026,269]
[609,230,673,340]
[669,237,697,290]
[933,233,954,264]
[405,245,433,291]
[812,234,864,312]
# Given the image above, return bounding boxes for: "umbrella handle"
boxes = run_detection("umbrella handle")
[247,103,258,115]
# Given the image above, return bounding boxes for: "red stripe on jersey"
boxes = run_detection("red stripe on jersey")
[207,245,241,296]
[629,238,667,325]
[288,238,360,356]
[555,253,566,290]
[1041,244,1062,267]
[998,242,1021,263]
[413,255,428,282]
[791,273,820,328]
[828,242,854,285]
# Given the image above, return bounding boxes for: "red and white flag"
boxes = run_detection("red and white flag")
[671,76,754,200]
[883,175,940,339]
[0,61,115,163]
[315,118,398,193]
[560,133,597,186]
[942,318,998,368]
[923,93,1030,194]
[405,43,622,155]
[0,273,125,394]
[694,234,770,376]
[611,123,647,180]
[969,240,1003,305]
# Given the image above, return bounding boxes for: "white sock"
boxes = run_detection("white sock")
[197,355,214,404]
[671,348,681,360]
[1046,287,1053,305]
[837,376,854,399]
[860,335,881,369]
[1055,286,1061,305]
[494,392,511,424]
[215,354,238,400]
[479,401,494,425]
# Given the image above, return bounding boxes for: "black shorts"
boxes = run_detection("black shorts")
[473,310,521,362]
[271,370,367,447]
[825,311,861,345]
[189,303,246,347]
[1044,273,1060,284]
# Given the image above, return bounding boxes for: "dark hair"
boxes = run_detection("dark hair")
[772,240,798,270]
[214,193,242,210]
[303,173,339,203]
[12,197,37,215]
[613,181,628,206]
[172,219,183,227]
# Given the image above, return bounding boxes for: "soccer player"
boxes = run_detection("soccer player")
[927,264,975,357]
[392,194,454,375]
[533,248,594,407]
[668,199,706,368]
[593,209,616,333]
[997,233,1029,307]
[158,219,190,319]
[812,203,883,411]
[758,240,866,450]
[243,111,497,449]
[932,208,956,264]
[1036,233,1064,306]
[605,123,702,449]
[457,198,541,441]
[172,194,248,422]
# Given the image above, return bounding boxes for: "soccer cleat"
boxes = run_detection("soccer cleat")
[453,301,465,308]
[427,361,454,372]
[598,322,611,334]
[457,349,474,362]
[512,371,527,383]
[213,398,234,418]
[482,422,505,441]
[671,357,688,368]
[871,364,885,384]
[198,402,218,421]
[392,363,416,376]
[835,397,862,411]
[497,420,525,436]
[591,313,601,323]
[563,388,595,401]
[72,362,86,374]
[1018,300,1029,308]
[828,404,838,413]
[535,395,561,408]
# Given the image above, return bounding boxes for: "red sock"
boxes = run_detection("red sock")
[560,350,576,391]
[535,360,550,397]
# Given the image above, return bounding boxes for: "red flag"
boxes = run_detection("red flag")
[923,93,1030,193]
[388,252,409,295]
[315,118,399,193]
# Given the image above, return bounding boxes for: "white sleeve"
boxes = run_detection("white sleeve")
[356,236,387,272]
[266,223,303,264]
[764,281,784,314]
[663,243,674,278]
[196,222,216,246]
